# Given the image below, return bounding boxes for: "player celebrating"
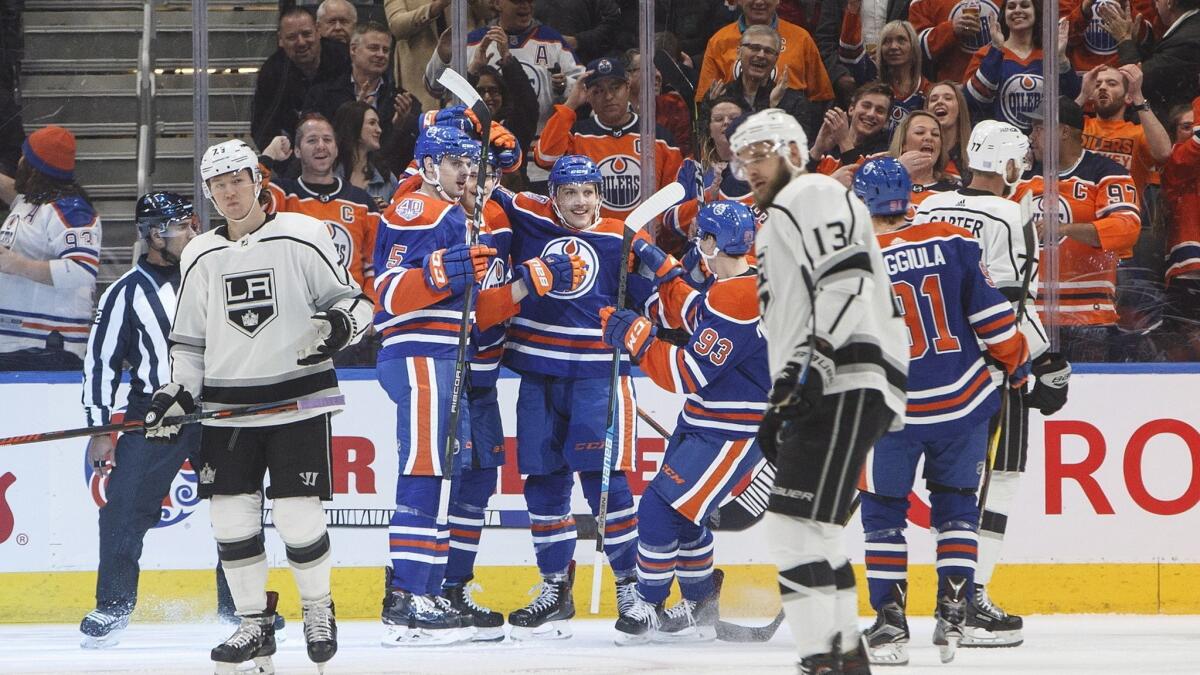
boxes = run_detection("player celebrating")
[491,155,642,640]
[374,124,581,645]
[853,158,1030,665]
[144,139,372,674]
[732,109,909,673]
[914,120,1070,647]
[599,200,768,644]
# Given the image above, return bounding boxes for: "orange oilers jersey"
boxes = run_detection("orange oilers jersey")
[267,177,380,302]
[695,18,834,103]
[532,105,684,222]
[1014,151,1142,326]
[1082,116,1158,193]
[910,0,1002,82]
[1162,96,1200,285]
[1062,0,1159,72]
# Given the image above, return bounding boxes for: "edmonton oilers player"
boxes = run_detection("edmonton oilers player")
[599,201,768,644]
[853,158,1030,665]
[491,155,642,639]
[374,125,581,645]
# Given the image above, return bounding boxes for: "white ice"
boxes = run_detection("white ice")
[1,615,1197,674]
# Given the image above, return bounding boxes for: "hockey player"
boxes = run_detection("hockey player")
[852,158,1030,665]
[143,139,373,673]
[490,154,643,640]
[374,124,582,645]
[731,108,909,673]
[914,120,1071,648]
[600,200,768,644]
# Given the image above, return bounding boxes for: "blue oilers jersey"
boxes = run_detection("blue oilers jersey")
[493,187,631,378]
[876,221,1029,439]
[470,200,514,389]
[640,274,770,439]
[964,45,1081,132]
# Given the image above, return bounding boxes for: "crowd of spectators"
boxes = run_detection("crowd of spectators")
[2,0,1200,369]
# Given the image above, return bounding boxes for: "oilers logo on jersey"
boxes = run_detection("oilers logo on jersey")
[1085,1,1121,54]
[222,269,276,337]
[1000,74,1043,131]
[540,236,599,299]
[598,155,642,210]
[948,0,999,53]
[1029,192,1072,235]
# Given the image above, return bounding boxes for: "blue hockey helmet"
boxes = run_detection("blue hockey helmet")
[135,191,193,238]
[548,154,602,193]
[414,124,476,166]
[695,200,756,256]
[852,157,912,217]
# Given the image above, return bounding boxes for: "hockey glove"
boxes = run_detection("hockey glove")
[297,306,355,365]
[490,121,517,151]
[1026,352,1070,415]
[629,238,683,287]
[517,254,586,297]
[1007,355,1032,390]
[599,306,657,361]
[423,244,497,295]
[143,383,196,442]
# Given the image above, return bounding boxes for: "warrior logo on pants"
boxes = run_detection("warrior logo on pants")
[222,269,276,337]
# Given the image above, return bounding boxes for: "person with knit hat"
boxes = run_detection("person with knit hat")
[0,124,101,371]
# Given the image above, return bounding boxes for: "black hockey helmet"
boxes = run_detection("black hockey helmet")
[136,191,194,238]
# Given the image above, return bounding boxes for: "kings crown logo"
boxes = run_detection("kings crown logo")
[223,269,277,337]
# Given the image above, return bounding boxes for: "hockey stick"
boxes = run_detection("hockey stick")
[979,191,1036,514]
[435,68,493,527]
[716,609,785,643]
[0,395,346,447]
[590,181,687,614]
[636,406,671,439]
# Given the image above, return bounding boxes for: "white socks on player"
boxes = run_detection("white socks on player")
[273,496,333,603]
[976,470,1022,586]
[765,512,846,658]
[210,493,269,615]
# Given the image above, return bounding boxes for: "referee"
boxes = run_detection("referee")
[77,193,238,647]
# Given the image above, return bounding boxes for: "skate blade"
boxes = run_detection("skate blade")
[936,635,961,664]
[960,628,1023,648]
[867,642,909,666]
[213,655,274,674]
[470,626,507,642]
[508,620,572,641]
[79,631,123,649]
[614,630,654,647]
[380,625,474,647]
[651,626,717,643]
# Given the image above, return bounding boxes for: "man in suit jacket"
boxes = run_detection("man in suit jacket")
[815,0,908,104]
[1111,0,1200,121]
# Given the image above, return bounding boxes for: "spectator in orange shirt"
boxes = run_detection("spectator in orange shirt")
[696,0,834,105]
[1061,0,1158,73]
[910,0,1002,83]
[1167,102,1195,144]
[1076,63,1172,194]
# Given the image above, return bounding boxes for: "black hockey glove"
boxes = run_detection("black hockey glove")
[297,307,354,366]
[143,383,196,442]
[1026,352,1070,415]
[757,342,837,464]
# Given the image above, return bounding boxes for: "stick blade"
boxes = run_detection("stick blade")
[437,68,482,109]
[625,182,686,231]
[714,610,785,642]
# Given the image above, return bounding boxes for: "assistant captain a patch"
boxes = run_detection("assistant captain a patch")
[223,269,277,337]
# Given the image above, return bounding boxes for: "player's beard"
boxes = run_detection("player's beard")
[753,163,793,210]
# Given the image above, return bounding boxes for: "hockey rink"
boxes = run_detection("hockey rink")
[1,615,1196,674]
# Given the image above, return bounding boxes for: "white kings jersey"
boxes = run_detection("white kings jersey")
[0,194,101,357]
[755,173,909,427]
[913,188,1049,358]
[169,212,372,427]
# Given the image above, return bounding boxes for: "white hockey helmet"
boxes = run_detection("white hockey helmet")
[966,120,1030,186]
[728,108,809,178]
[200,139,262,201]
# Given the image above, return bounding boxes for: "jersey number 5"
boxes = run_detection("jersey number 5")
[892,274,961,359]
[693,327,733,366]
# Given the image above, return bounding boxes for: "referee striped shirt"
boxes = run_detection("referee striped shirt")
[81,256,179,427]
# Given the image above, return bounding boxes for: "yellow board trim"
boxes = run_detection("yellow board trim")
[2,563,1197,623]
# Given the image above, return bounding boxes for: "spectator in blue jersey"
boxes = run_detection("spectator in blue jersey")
[250,6,351,151]
[534,0,623,64]
[77,193,244,647]
[815,0,910,105]
[702,24,818,139]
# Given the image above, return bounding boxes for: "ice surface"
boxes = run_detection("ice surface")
[1,615,1197,674]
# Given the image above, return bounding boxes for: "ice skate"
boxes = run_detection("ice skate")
[841,633,874,675]
[961,584,1024,647]
[797,650,840,674]
[863,584,909,666]
[78,609,130,649]
[444,576,505,642]
[211,591,278,675]
[302,597,336,671]
[932,576,968,664]
[613,590,663,646]
[507,561,575,641]
[656,568,723,642]
[381,589,472,646]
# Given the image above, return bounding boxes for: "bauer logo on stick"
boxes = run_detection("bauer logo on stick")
[222,269,277,337]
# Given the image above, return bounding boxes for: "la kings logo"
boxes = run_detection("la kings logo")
[223,269,277,337]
